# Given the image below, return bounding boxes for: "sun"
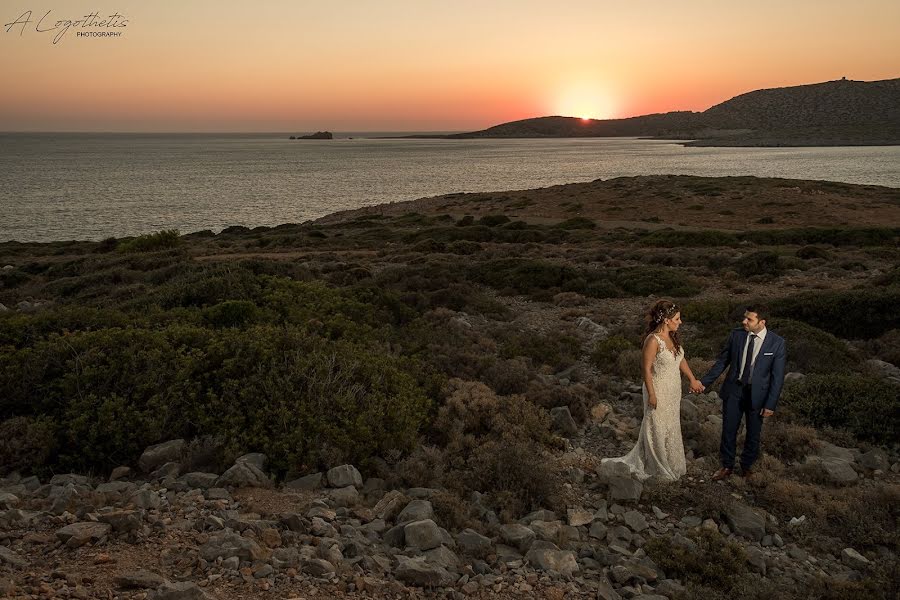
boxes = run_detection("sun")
[555,82,618,121]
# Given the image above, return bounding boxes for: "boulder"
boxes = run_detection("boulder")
[550,406,578,436]
[235,452,267,470]
[149,582,212,600]
[455,528,492,558]
[500,523,536,552]
[329,485,359,507]
[178,472,219,489]
[395,556,455,587]
[98,510,141,533]
[0,546,29,568]
[404,519,443,551]
[608,476,643,502]
[858,449,889,471]
[56,522,111,548]
[326,464,363,489]
[216,461,272,488]
[567,506,594,527]
[841,547,870,570]
[200,531,267,562]
[623,510,648,532]
[723,503,766,541]
[805,456,858,484]
[373,489,407,521]
[302,558,336,576]
[284,472,323,491]
[397,499,434,525]
[138,440,185,473]
[525,546,579,577]
[115,570,167,589]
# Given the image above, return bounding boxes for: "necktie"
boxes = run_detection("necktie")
[740,334,756,385]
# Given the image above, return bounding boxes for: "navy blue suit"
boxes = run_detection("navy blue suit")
[700,327,787,470]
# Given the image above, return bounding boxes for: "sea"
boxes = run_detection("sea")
[1,133,898,243]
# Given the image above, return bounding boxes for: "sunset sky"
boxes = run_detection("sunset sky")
[1,0,898,132]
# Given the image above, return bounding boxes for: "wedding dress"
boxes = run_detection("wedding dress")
[602,333,687,481]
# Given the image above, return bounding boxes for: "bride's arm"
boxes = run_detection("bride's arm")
[642,336,659,409]
[679,352,704,393]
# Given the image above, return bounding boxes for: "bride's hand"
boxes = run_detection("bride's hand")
[648,395,657,409]
[690,380,705,394]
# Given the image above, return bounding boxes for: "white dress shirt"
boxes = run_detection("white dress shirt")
[740,327,767,379]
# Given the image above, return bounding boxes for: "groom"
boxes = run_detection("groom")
[700,304,786,480]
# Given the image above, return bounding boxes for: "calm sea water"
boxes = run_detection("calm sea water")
[1,133,898,243]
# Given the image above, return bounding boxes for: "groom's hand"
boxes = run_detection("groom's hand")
[760,409,774,418]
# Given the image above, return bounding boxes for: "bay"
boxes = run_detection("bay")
[1,133,898,242]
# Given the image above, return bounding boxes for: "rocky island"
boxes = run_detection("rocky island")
[290,131,334,140]
[0,175,898,599]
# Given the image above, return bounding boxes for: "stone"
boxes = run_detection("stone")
[56,522,111,548]
[567,506,594,527]
[235,452,267,470]
[284,472,323,490]
[0,546,29,568]
[816,442,857,463]
[302,558,336,576]
[456,528,492,558]
[200,531,267,562]
[326,464,363,489]
[805,456,858,484]
[680,516,702,528]
[525,547,579,577]
[724,503,766,541]
[129,489,161,509]
[151,462,181,480]
[623,511,648,532]
[397,499,434,525]
[149,581,212,600]
[589,521,608,540]
[500,523,536,552]
[115,570,167,589]
[841,547,870,569]
[395,556,455,587]
[858,449,889,471]
[216,461,272,488]
[0,493,19,510]
[680,398,699,421]
[178,472,219,489]
[98,510,141,533]
[591,403,612,423]
[596,578,623,600]
[550,406,578,436]
[746,547,767,574]
[424,545,461,569]
[373,489,407,521]
[865,359,900,380]
[576,316,609,338]
[138,439,185,473]
[329,485,360,507]
[608,476,643,502]
[404,519,443,551]
[109,466,131,481]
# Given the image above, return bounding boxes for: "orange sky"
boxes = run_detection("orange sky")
[1,0,898,132]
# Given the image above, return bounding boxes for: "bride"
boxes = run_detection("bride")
[601,300,703,481]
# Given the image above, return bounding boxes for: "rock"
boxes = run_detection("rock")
[0,493,19,510]
[424,545,461,569]
[596,578,623,600]
[550,406,578,436]
[858,449,889,471]
[0,303,7,312]
[746,547,767,574]
[115,570,167,589]
[500,524,536,552]
[525,546,579,577]
[235,452,267,470]
[0,546,29,568]
[216,461,272,488]
[784,372,806,384]
[816,442,857,463]
[56,522,111,548]
[724,503,766,541]
[395,556,455,587]
[456,528,492,558]
[326,464,363,488]
[97,509,141,532]
[589,521,608,540]
[567,506,594,527]
[138,439,185,473]
[623,511,648,532]
[178,472,219,489]
[404,519,443,551]
[372,489,407,521]
[576,316,609,338]
[608,476,643,502]
[151,461,181,480]
[302,558,336,576]
[680,398,699,421]
[680,516,702,528]
[129,489,161,509]
[805,456,858,484]
[200,531,268,562]
[329,485,360,507]
[397,499,434,525]
[149,582,212,600]
[841,547,870,569]
[521,509,558,524]
[50,473,90,486]
[865,359,900,380]
[109,466,131,481]
[284,472,323,491]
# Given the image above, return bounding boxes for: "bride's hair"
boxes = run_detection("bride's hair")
[643,299,681,354]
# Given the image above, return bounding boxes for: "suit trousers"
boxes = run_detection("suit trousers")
[720,384,765,470]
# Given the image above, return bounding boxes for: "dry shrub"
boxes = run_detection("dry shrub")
[430,489,482,533]
[0,416,56,476]
[482,357,531,395]
[393,445,445,489]
[645,528,748,592]
[553,292,587,307]
[524,379,598,423]
[762,419,822,463]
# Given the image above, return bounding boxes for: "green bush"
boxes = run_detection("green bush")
[782,373,899,445]
[615,266,701,297]
[117,230,181,253]
[0,416,56,476]
[743,227,899,247]
[771,318,861,374]
[202,300,259,328]
[641,230,739,247]
[554,217,596,230]
[772,289,900,339]
[735,250,782,278]
[477,214,510,227]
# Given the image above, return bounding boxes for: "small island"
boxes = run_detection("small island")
[289,131,333,140]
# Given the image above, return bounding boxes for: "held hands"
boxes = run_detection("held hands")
[760,408,775,418]
[689,380,705,394]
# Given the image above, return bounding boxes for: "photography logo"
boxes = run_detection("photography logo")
[3,9,129,44]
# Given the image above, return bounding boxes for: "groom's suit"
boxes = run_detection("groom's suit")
[701,327,787,471]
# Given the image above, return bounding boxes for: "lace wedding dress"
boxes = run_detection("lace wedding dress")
[602,333,687,481]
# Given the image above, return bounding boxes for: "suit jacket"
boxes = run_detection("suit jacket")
[700,327,787,411]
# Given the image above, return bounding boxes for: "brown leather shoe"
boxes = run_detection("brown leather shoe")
[712,467,733,481]
[740,467,754,479]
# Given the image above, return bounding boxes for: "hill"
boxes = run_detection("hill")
[436,78,900,146]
